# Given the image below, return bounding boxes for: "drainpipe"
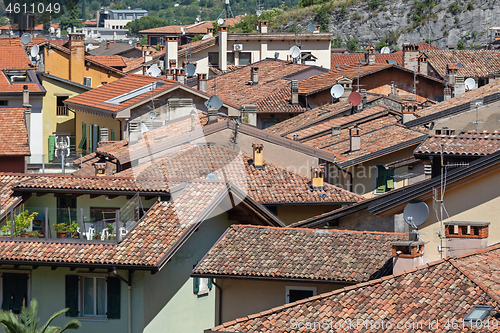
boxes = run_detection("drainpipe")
[113,268,132,333]
[212,279,222,326]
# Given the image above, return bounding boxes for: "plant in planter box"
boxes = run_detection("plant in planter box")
[54,223,69,238]
[8,210,38,236]
[69,221,80,238]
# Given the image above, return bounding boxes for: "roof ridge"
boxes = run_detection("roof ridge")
[229,224,407,236]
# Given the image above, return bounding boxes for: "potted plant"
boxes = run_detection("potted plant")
[0,225,10,236]
[69,221,80,238]
[27,231,39,238]
[11,210,38,237]
[54,223,69,238]
[94,232,101,240]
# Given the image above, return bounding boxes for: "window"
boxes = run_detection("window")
[1,273,28,314]
[57,196,76,224]
[192,277,212,296]
[65,275,120,319]
[56,96,69,116]
[239,52,251,65]
[83,77,92,87]
[285,286,316,303]
[0,100,7,106]
[463,305,493,325]
[375,165,394,194]
[227,52,234,65]
[208,52,219,67]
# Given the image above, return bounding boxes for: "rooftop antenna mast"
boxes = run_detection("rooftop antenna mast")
[218,0,234,20]
[413,69,419,102]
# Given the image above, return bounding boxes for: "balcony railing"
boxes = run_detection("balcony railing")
[56,106,68,116]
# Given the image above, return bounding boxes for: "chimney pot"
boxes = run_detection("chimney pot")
[197,73,207,92]
[251,66,259,84]
[392,240,425,274]
[350,126,361,152]
[290,79,299,105]
[311,166,324,190]
[252,143,264,169]
[94,161,107,177]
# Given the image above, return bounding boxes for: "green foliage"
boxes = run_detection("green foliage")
[457,40,465,49]
[331,36,343,48]
[375,32,399,50]
[345,37,359,51]
[125,16,167,35]
[467,2,474,10]
[53,223,69,233]
[6,211,38,236]
[0,298,81,333]
[314,3,334,32]
[410,0,438,27]
[59,8,83,31]
[140,36,148,45]
[375,39,386,50]
[368,0,381,10]
[448,2,461,15]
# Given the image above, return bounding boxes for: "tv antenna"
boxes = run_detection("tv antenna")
[470,99,485,131]
[217,0,234,20]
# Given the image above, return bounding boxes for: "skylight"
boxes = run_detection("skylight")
[104,81,166,105]
[463,305,494,325]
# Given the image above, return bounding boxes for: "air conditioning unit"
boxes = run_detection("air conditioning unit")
[233,44,243,51]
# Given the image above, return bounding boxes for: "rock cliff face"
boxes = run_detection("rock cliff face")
[283,0,500,50]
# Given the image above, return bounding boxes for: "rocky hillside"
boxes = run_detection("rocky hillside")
[278,0,500,50]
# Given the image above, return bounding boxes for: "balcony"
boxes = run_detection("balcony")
[56,106,68,116]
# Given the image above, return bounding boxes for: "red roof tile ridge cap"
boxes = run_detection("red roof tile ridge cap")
[229,224,407,236]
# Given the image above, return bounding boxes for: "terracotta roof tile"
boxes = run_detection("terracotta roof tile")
[0,173,33,217]
[424,50,500,78]
[194,225,405,282]
[415,131,500,156]
[0,108,30,155]
[87,55,127,69]
[393,42,444,53]
[331,53,403,68]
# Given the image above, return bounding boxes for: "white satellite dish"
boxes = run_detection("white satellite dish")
[289,45,300,59]
[67,27,72,34]
[146,64,161,77]
[20,33,32,45]
[30,44,39,57]
[256,10,262,17]
[202,34,212,40]
[35,54,40,61]
[87,43,94,50]
[129,40,133,45]
[186,63,196,77]
[403,200,429,228]
[465,78,476,90]
[330,84,344,98]
[307,23,315,33]
[380,46,390,54]
[49,27,55,34]
[217,18,224,25]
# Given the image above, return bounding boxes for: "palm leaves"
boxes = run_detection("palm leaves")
[0,299,81,333]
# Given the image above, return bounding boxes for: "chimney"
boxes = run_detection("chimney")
[144,50,153,63]
[314,25,320,33]
[337,76,352,100]
[454,76,465,96]
[68,33,85,85]
[207,108,218,123]
[445,222,489,257]
[23,85,31,145]
[207,27,214,37]
[166,36,178,69]
[290,79,299,105]
[444,86,452,100]
[128,121,140,145]
[359,89,367,110]
[446,63,458,86]
[137,43,140,48]
[197,73,207,92]
[258,21,268,33]
[402,43,419,72]
[177,68,185,84]
[350,126,361,152]
[218,25,228,71]
[94,161,107,177]
[251,66,259,84]
[106,41,110,49]
[402,102,417,124]
[166,68,175,80]
[240,105,257,126]
[392,240,425,275]
[418,53,428,75]
[365,45,375,65]
[252,143,264,169]
[311,166,324,191]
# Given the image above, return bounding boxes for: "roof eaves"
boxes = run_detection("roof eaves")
[39,72,92,91]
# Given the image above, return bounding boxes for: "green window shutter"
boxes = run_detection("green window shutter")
[207,278,213,290]
[376,166,394,193]
[2,273,27,313]
[107,277,121,319]
[78,123,87,155]
[2,273,15,310]
[69,135,76,153]
[88,124,93,153]
[65,275,79,317]
[193,277,199,294]
[48,135,56,162]
[111,129,115,141]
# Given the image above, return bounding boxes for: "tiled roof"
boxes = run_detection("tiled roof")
[206,59,310,112]
[114,143,364,204]
[194,225,404,282]
[0,173,33,218]
[0,181,227,268]
[71,152,118,177]
[393,42,443,53]
[209,245,500,332]
[87,55,126,69]
[0,37,48,48]
[415,131,500,156]
[178,36,217,58]
[423,50,500,78]
[121,56,145,73]
[256,85,307,114]
[331,53,403,68]
[140,16,244,34]
[0,109,30,155]
[0,43,44,94]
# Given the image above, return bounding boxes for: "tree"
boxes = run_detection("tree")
[125,16,167,35]
[0,298,81,333]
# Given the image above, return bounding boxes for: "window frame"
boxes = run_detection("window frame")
[285,286,316,304]
[374,164,395,194]
[239,52,251,65]
[79,275,108,318]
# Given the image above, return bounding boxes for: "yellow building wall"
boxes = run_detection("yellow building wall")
[74,111,122,155]
[43,47,124,88]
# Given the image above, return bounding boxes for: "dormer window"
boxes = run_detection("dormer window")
[4,70,31,83]
[463,305,493,326]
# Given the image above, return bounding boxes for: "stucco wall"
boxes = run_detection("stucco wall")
[276,204,341,225]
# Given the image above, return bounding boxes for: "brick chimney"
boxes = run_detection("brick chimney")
[365,45,375,65]
[290,79,299,105]
[258,21,268,33]
[311,166,324,191]
[314,25,320,33]
[197,73,207,92]
[166,68,175,80]
[252,143,264,169]
[446,63,459,86]
[207,108,218,124]
[402,43,419,72]
[166,36,178,69]
[177,68,185,84]
[454,76,465,96]
[207,27,214,37]
[444,86,452,101]
[251,66,259,84]
[350,126,361,152]
[68,33,85,85]
[445,222,489,257]
[392,240,425,275]
[94,161,107,177]
[402,102,417,124]
[218,25,228,71]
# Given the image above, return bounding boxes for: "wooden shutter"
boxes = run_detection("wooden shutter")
[111,129,115,141]
[2,273,27,313]
[48,135,55,162]
[78,122,87,155]
[88,124,93,153]
[65,275,79,317]
[107,277,120,319]
[208,278,213,290]
[376,166,394,193]
[193,277,199,294]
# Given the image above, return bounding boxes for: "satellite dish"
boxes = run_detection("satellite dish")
[30,45,39,57]
[129,40,133,45]
[35,54,40,61]
[465,78,476,90]
[307,23,315,33]
[403,200,429,227]
[205,94,223,110]
[380,46,390,54]
[347,91,362,106]
[202,34,212,40]
[49,27,55,34]
[20,33,32,45]
[289,45,300,59]
[149,111,157,120]
[87,43,94,50]
[67,27,72,34]
[217,18,224,25]
[330,84,344,98]
[256,10,262,17]
[186,63,196,77]
[146,64,161,77]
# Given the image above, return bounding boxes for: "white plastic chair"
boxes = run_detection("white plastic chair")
[86,227,95,240]
[101,228,109,240]
[119,227,127,239]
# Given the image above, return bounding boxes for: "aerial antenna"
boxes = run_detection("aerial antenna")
[469,99,484,131]
[217,0,234,20]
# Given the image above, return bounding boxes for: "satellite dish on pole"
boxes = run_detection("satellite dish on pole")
[403,200,429,228]
[465,78,476,90]
[380,46,390,54]
[217,18,224,25]
[330,84,344,98]
[186,63,196,77]
[347,91,362,106]
[289,45,300,59]
[307,23,315,33]
[146,64,161,77]
[49,27,55,34]
[256,10,262,17]
[204,94,223,110]
[21,33,32,45]
[30,44,39,57]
